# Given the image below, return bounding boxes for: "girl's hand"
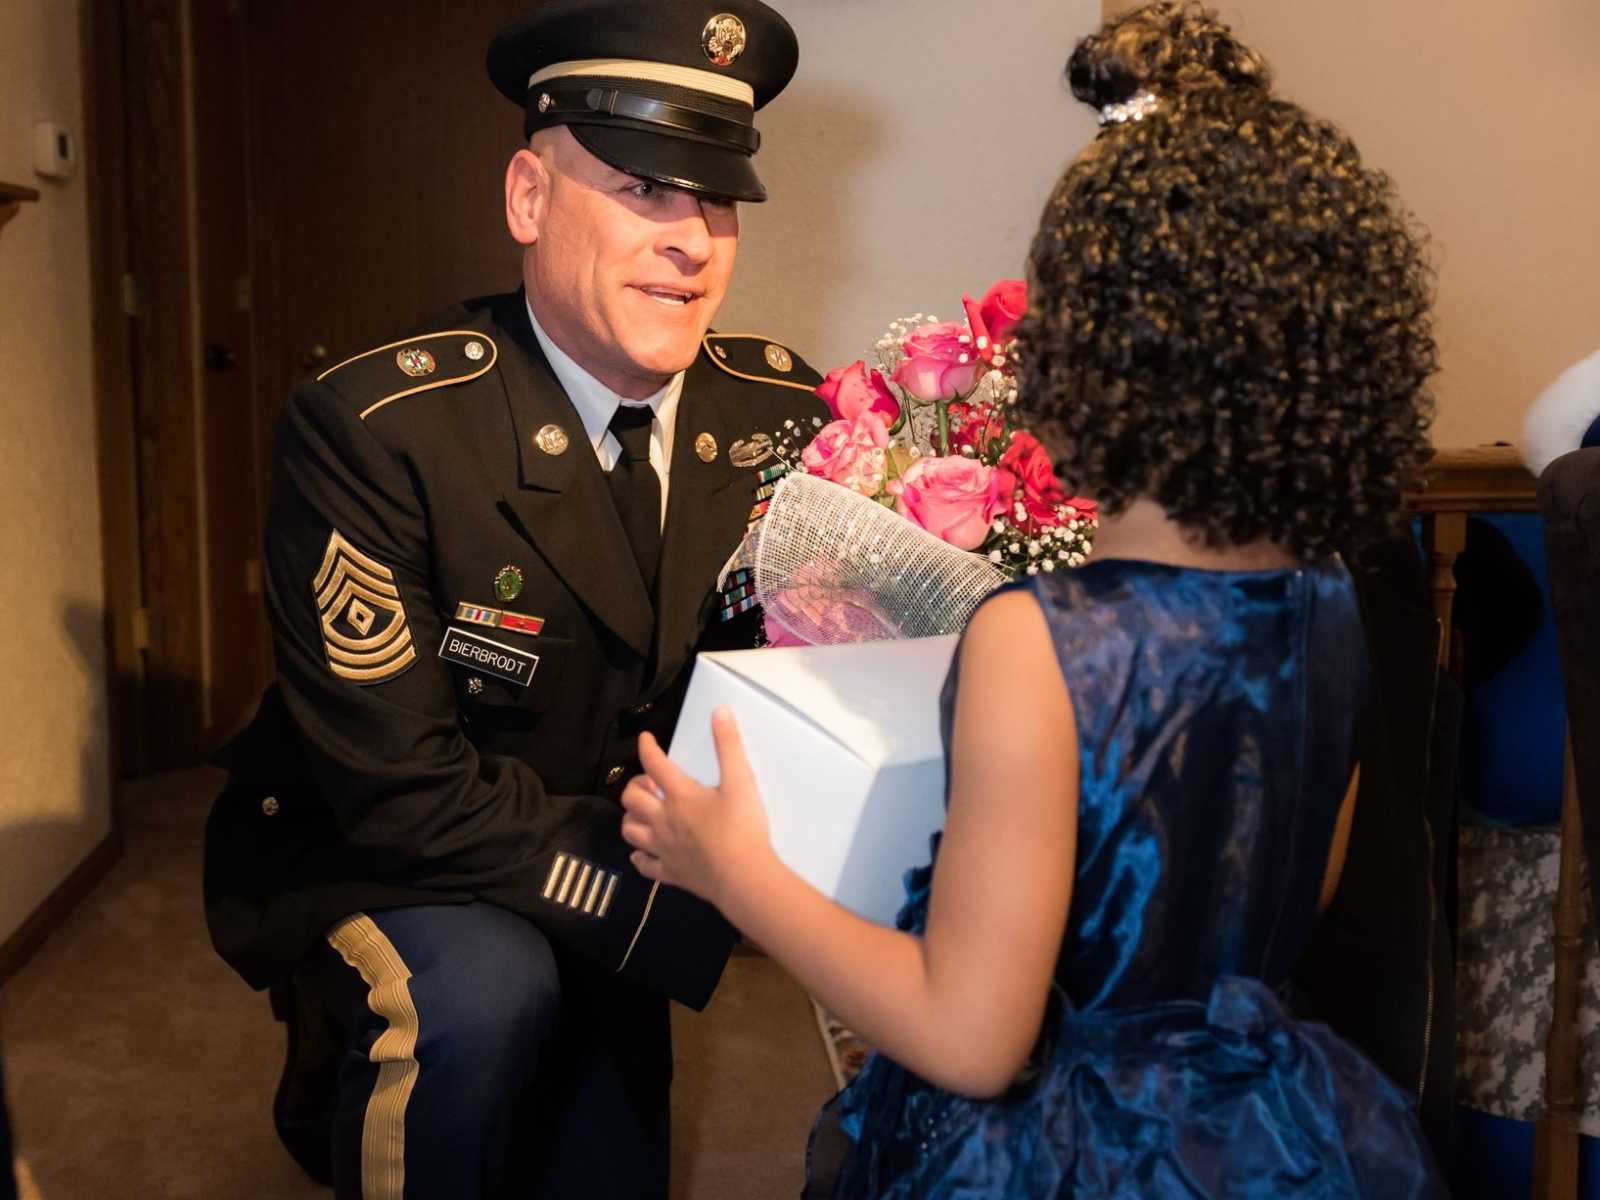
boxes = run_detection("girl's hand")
[620,706,774,908]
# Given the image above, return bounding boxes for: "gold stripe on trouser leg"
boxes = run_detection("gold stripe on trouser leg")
[328,914,422,1200]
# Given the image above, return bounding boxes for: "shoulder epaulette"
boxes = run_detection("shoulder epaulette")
[316,331,500,421]
[702,332,820,393]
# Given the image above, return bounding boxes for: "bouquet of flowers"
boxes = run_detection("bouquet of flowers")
[799,279,1097,579]
[730,280,1098,647]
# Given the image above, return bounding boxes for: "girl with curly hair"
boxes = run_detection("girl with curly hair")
[622,3,1443,1194]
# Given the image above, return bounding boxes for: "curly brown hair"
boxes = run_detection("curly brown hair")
[1020,1,1437,560]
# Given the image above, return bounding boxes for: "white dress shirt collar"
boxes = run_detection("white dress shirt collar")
[525,294,682,473]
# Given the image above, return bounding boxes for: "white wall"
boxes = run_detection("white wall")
[717,0,1103,378]
[1109,0,1600,448]
[0,0,113,946]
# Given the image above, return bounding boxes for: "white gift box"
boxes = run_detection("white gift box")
[668,635,958,927]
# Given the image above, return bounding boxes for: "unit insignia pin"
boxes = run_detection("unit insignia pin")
[494,565,525,603]
[396,347,437,378]
[467,677,485,696]
[702,13,747,66]
[714,345,728,359]
[764,343,793,373]
[695,432,719,463]
[535,424,570,456]
[464,340,485,361]
[537,92,554,113]
[728,432,775,469]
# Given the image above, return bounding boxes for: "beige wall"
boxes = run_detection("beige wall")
[0,1,113,946]
[717,0,1104,380]
[1106,0,1600,447]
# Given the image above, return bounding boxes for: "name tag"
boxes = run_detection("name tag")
[437,626,540,687]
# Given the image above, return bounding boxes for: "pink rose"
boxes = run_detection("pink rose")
[979,279,1027,345]
[892,455,1011,550]
[892,322,983,404]
[801,411,891,496]
[816,361,901,425]
[998,431,1070,529]
[764,608,810,647]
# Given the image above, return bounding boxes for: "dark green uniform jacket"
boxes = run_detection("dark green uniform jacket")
[204,290,827,1009]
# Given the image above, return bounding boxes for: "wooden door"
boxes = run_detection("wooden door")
[242,0,530,475]
[178,0,531,752]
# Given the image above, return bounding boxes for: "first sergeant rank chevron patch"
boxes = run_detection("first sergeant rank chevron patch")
[312,530,417,685]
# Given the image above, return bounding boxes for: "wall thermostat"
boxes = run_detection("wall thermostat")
[33,122,76,181]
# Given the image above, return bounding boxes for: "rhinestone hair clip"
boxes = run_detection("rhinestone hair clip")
[1098,90,1159,126]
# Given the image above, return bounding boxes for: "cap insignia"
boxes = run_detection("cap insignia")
[702,14,747,67]
[396,347,437,378]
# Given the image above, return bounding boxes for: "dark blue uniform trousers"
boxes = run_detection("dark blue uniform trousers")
[309,903,672,1199]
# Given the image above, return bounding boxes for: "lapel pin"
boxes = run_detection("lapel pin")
[695,432,719,463]
[535,424,570,456]
[396,347,437,378]
[494,565,525,602]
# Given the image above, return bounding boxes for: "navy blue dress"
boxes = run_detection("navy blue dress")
[812,559,1444,1198]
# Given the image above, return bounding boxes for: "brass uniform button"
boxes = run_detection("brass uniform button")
[261,796,281,817]
[535,424,570,456]
[764,343,793,373]
[604,765,627,786]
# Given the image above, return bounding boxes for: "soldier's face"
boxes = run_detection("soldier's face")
[517,130,739,399]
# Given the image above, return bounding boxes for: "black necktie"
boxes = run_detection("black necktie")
[607,404,662,590]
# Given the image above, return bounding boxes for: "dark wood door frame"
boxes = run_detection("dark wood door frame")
[81,0,146,779]
[81,0,272,776]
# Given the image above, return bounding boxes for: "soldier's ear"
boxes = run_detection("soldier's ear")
[505,147,549,247]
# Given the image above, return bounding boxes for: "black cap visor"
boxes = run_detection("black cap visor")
[568,123,767,204]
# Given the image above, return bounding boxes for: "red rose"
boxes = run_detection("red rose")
[979,279,1027,345]
[998,431,1070,529]
[961,278,1027,366]
[948,401,1005,457]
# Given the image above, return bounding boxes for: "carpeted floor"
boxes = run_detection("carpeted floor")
[1,769,836,1199]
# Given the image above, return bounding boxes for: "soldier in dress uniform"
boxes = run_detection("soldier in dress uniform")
[202,3,826,1196]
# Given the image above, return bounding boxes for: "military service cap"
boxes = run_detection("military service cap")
[486,0,799,203]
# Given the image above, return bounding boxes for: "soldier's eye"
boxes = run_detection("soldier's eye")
[627,180,660,200]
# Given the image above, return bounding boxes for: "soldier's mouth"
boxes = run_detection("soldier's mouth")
[635,285,699,307]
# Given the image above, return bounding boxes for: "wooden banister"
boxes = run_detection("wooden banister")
[1408,445,1580,1200]
[1406,446,1538,673]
